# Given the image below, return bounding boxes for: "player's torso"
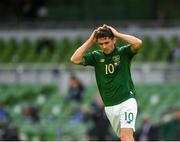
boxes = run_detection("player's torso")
[93,48,129,81]
[92,47,135,106]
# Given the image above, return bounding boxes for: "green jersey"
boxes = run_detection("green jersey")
[82,44,137,106]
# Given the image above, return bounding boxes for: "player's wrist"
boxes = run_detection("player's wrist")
[87,38,95,46]
[114,31,121,38]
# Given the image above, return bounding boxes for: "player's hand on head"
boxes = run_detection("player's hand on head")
[107,25,119,37]
[89,29,98,44]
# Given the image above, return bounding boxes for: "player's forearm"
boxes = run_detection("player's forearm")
[71,39,93,64]
[116,32,142,50]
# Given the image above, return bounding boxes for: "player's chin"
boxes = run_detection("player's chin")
[103,49,112,54]
[103,50,109,54]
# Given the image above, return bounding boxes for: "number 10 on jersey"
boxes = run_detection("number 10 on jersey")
[105,64,115,74]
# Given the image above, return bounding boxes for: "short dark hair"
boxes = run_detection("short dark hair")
[95,24,114,39]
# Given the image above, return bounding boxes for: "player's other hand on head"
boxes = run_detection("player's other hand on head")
[106,25,119,37]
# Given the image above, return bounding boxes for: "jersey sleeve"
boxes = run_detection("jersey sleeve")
[120,44,137,59]
[82,51,96,66]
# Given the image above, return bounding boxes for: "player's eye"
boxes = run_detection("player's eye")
[104,42,109,44]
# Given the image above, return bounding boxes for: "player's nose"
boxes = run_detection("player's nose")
[102,45,107,49]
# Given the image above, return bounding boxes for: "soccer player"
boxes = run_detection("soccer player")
[71,24,142,141]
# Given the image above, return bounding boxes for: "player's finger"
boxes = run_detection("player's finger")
[107,25,113,29]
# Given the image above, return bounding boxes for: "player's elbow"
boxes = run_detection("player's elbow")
[134,39,142,50]
[136,39,142,48]
[70,57,79,64]
[70,57,76,64]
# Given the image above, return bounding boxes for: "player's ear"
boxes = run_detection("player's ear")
[113,37,116,44]
[96,37,99,43]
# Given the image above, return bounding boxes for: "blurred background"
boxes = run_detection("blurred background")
[0,0,180,141]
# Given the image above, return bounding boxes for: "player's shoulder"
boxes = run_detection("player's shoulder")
[92,50,103,54]
[92,50,103,56]
[118,44,131,50]
[91,50,104,61]
[116,44,132,53]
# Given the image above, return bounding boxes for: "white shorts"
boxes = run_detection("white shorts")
[104,98,137,137]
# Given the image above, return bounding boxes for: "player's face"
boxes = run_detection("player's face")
[97,37,116,54]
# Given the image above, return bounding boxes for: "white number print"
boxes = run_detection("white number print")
[105,64,115,75]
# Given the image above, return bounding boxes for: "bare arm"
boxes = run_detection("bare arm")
[71,30,97,64]
[108,26,142,51]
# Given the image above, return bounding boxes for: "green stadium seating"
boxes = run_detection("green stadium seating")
[64,37,82,64]
[58,38,71,63]
[0,36,179,63]
[15,38,31,63]
[46,0,158,20]
[23,40,38,63]
[135,83,180,127]
[0,38,16,62]
[0,38,6,60]
[0,82,179,140]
